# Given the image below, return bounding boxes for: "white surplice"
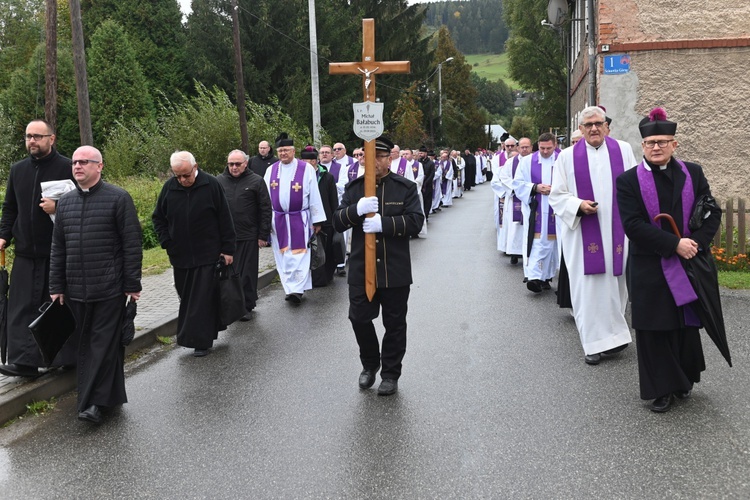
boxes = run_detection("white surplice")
[431,161,443,212]
[452,156,465,198]
[440,160,454,207]
[512,153,558,281]
[474,155,485,184]
[498,155,524,255]
[490,154,509,251]
[264,159,326,294]
[549,140,636,354]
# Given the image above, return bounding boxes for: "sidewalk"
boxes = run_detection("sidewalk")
[0,247,278,424]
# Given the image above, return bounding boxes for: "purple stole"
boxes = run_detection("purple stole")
[572,137,626,275]
[498,151,507,166]
[441,161,450,194]
[396,157,407,176]
[530,151,558,237]
[636,159,699,313]
[411,160,419,177]
[269,160,307,254]
[348,162,359,181]
[511,156,523,223]
[328,160,342,180]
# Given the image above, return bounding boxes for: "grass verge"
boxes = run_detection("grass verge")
[718,271,750,290]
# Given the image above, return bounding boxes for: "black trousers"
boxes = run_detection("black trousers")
[348,285,410,380]
[235,239,260,311]
[636,327,705,400]
[69,296,127,412]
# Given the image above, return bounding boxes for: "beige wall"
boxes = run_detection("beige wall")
[633,47,750,201]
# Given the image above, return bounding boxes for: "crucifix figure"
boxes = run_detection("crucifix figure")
[329,18,410,301]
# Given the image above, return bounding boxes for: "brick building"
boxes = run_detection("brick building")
[567,0,750,199]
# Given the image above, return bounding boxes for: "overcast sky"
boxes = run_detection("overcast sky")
[178,0,429,16]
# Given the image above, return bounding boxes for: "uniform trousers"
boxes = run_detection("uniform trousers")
[348,285,410,380]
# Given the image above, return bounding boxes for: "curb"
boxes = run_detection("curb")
[0,268,278,425]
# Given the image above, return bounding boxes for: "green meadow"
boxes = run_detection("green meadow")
[465,53,518,88]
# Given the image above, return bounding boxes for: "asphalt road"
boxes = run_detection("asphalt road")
[1,183,748,498]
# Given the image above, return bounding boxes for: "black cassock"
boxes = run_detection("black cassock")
[174,265,221,350]
[312,169,339,287]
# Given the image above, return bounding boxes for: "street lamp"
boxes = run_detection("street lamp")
[438,56,454,128]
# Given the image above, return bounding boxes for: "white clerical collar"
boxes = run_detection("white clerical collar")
[586,140,606,151]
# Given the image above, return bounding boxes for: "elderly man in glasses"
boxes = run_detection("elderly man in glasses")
[0,120,77,378]
[217,150,272,319]
[549,106,637,366]
[616,107,722,413]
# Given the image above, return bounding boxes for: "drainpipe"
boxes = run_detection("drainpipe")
[587,0,596,105]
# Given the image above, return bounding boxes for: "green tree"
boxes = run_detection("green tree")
[503,0,566,129]
[185,0,234,98]
[390,85,426,147]
[471,72,514,124]
[508,114,535,141]
[0,0,44,90]
[433,26,485,148]
[88,20,154,146]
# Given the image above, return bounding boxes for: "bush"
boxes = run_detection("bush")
[712,247,749,272]
[113,176,165,250]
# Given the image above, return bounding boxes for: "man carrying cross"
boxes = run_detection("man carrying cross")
[264,133,325,304]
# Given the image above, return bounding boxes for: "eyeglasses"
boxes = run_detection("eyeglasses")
[72,159,99,166]
[319,150,332,155]
[353,152,364,157]
[581,121,605,129]
[643,140,673,149]
[505,144,516,148]
[25,134,52,141]
[333,147,343,151]
[174,167,196,180]
[227,162,244,167]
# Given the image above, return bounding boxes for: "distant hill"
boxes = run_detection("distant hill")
[423,0,508,55]
[465,53,517,86]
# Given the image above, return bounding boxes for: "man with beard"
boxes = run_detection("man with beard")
[0,120,77,377]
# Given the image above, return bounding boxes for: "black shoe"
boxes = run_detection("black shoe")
[603,344,629,356]
[584,353,601,365]
[523,277,528,283]
[674,390,692,399]
[193,349,209,357]
[526,280,543,293]
[78,405,102,423]
[510,256,519,265]
[0,363,40,378]
[239,310,254,322]
[650,394,673,413]
[336,267,347,277]
[285,293,302,304]
[541,280,551,290]
[358,367,379,389]
[377,378,398,396]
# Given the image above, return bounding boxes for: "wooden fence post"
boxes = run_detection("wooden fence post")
[726,198,734,256]
[738,198,746,255]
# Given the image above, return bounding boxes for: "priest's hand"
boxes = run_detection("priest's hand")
[313,224,322,234]
[126,292,141,302]
[0,238,6,250]
[51,293,64,305]
[362,213,382,233]
[221,253,234,265]
[536,183,552,195]
[676,238,698,260]
[579,200,598,215]
[357,196,379,216]
[40,197,56,215]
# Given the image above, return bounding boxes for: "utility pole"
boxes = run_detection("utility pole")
[231,0,249,152]
[308,0,321,145]
[69,0,93,145]
[45,0,57,130]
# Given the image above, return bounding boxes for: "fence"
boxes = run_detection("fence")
[714,198,747,256]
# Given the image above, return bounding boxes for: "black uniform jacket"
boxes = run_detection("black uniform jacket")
[216,167,272,242]
[152,171,236,269]
[421,158,435,196]
[334,172,424,288]
[616,158,721,330]
[0,147,74,258]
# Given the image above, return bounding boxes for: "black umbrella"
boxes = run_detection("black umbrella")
[654,213,731,367]
[0,249,8,364]
[121,298,137,347]
[28,299,77,367]
[526,196,538,257]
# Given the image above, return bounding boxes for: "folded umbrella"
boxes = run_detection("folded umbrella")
[121,298,137,347]
[0,249,8,364]
[654,213,731,367]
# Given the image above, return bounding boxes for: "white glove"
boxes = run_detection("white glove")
[356,196,379,216]
[362,213,382,233]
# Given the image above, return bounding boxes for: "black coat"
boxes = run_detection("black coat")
[616,158,721,330]
[249,153,278,178]
[316,167,339,228]
[50,180,143,301]
[0,147,74,258]
[152,171,236,269]
[216,167,272,242]
[421,158,435,196]
[333,172,424,288]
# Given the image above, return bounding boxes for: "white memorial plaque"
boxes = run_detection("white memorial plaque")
[352,102,384,141]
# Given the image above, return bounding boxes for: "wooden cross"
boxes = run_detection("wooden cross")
[292,182,302,193]
[329,18,410,301]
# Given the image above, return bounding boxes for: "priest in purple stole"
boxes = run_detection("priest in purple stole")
[549,106,636,365]
[616,108,721,413]
[512,133,559,292]
[264,133,326,303]
[498,138,529,264]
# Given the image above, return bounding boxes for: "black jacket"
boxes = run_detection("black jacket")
[616,158,721,330]
[216,167,272,241]
[334,172,424,288]
[420,158,435,196]
[152,171,236,269]
[316,167,339,229]
[0,147,74,258]
[249,153,278,178]
[50,180,142,302]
